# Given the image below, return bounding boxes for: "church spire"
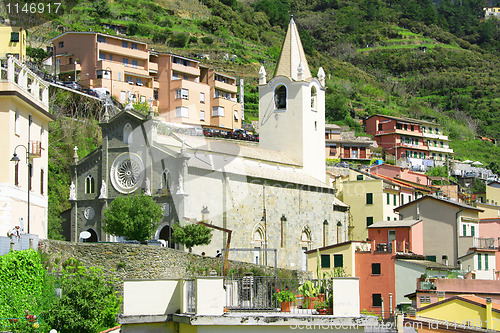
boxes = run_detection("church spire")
[273,17,312,81]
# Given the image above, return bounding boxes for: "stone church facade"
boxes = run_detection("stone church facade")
[67,19,350,270]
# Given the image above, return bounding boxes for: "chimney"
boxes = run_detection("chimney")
[486,297,493,329]
[371,239,376,254]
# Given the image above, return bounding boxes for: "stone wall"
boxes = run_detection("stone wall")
[39,240,311,291]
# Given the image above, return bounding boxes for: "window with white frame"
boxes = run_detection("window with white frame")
[172,72,179,80]
[200,92,205,103]
[123,58,129,66]
[200,110,205,121]
[212,106,224,117]
[99,53,105,60]
[176,107,188,118]
[175,88,189,100]
[131,43,138,50]
[132,59,138,68]
[123,123,133,144]
[85,174,95,194]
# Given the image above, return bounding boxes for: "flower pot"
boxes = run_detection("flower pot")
[305,297,320,309]
[281,301,291,312]
[317,308,328,315]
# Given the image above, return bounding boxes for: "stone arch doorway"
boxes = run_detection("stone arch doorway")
[86,228,99,243]
[158,224,175,249]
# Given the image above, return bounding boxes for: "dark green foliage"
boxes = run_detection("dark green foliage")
[201,36,214,45]
[170,32,190,48]
[41,259,121,333]
[152,28,171,44]
[127,22,151,36]
[102,195,164,241]
[172,223,213,252]
[189,36,198,44]
[253,0,290,27]
[48,114,101,241]
[426,166,448,178]
[26,46,48,64]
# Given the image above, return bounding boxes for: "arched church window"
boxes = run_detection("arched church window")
[85,174,95,194]
[311,86,317,110]
[123,123,133,144]
[274,85,287,110]
[300,225,313,251]
[162,169,171,191]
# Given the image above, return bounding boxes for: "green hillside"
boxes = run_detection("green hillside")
[29,0,500,237]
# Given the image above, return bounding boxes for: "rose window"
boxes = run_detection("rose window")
[117,158,141,188]
[110,153,144,194]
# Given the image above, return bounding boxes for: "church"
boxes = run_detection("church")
[66,19,350,270]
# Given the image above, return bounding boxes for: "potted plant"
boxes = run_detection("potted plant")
[274,288,296,312]
[315,300,328,315]
[299,281,319,309]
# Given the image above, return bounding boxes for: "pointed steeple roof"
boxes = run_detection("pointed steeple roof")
[273,18,312,81]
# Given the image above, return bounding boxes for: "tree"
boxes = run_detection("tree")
[41,259,121,333]
[172,223,213,252]
[102,195,163,241]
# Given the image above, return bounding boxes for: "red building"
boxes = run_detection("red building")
[365,114,453,162]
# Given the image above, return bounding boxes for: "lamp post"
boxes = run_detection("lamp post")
[323,220,328,247]
[74,60,77,82]
[11,145,31,234]
[261,209,267,265]
[280,214,287,248]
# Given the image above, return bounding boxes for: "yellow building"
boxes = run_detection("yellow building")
[486,181,500,206]
[417,295,500,330]
[336,170,401,240]
[0,56,54,240]
[0,26,26,62]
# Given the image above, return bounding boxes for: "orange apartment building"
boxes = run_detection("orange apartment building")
[51,32,155,104]
[154,53,241,129]
[50,32,241,130]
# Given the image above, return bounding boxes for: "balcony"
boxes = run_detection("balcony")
[472,237,496,249]
[97,42,149,60]
[119,276,373,324]
[0,57,49,108]
[428,146,454,154]
[58,62,81,74]
[148,61,158,73]
[172,62,200,76]
[422,132,449,141]
[376,129,423,137]
[214,80,237,93]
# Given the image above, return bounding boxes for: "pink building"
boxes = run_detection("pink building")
[479,218,500,247]
[370,163,429,185]
[368,219,424,255]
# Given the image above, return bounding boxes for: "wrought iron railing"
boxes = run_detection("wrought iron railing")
[224,277,331,314]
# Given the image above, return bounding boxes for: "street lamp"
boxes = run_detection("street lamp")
[261,209,267,265]
[280,214,287,248]
[74,60,77,82]
[11,145,31,234]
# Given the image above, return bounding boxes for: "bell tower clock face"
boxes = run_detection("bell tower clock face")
[110,153,145,194]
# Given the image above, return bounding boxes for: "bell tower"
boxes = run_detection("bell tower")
[258,18,326,183]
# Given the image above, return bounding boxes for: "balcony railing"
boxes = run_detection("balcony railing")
[473,237,495,249]
[0,57,49,108]
[224,277,331,314]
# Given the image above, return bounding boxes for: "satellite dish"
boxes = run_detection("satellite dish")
[80,231,91,240]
